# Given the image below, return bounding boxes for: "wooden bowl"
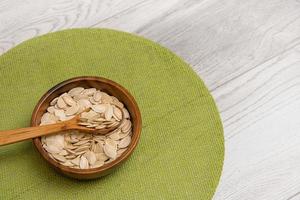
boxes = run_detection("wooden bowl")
[31,76,142,180]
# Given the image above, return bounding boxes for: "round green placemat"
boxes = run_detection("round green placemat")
[0,29,224,199]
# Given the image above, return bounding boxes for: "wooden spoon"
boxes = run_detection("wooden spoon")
[0,113,123,146]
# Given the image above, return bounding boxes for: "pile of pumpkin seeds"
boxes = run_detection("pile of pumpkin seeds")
[40,87,132,169]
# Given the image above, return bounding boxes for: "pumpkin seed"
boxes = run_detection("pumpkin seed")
[91,104,106,113]
[57,96,67,109]
[92,160,104,168]
[68,87,84,97]
[93,91,102,102]
[119,136,131,148]
[65,104,79,116]
[62,94,77,107]
[50,97,59,106]
[79,156,89,169]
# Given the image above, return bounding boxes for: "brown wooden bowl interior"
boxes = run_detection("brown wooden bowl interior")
[31,76,142,180]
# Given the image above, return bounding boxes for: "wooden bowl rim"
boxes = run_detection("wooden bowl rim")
[31,76,142,175]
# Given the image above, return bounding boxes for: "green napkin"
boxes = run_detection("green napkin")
[0,28,224,199]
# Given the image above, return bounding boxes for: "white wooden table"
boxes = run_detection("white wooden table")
[1,0,300,199]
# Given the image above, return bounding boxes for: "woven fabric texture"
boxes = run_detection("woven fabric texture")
[0,29,224,200]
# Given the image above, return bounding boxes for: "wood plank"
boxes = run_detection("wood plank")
[213,45,300,199]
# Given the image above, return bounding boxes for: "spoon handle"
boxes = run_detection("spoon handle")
[0,123,70,146]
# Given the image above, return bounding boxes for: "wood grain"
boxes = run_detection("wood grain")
[0,0,300,198]
[0,119,81,146]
